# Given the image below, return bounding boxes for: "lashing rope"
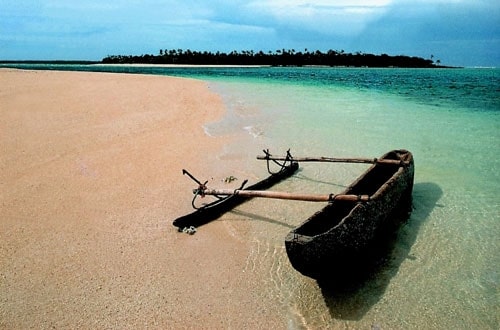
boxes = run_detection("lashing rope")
[263,149,294,175]
[190,178,248,210]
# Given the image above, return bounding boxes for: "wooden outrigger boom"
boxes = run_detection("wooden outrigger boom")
[257,154,407,166]
[199,188,371,202]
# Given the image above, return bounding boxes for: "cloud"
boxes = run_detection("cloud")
[346,0,500,65]
[244,0,393,37]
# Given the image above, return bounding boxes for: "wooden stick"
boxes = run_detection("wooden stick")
[197,188,370,202]
[256,155,405,165]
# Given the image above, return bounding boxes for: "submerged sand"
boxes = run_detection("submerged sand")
[0,69,284,328]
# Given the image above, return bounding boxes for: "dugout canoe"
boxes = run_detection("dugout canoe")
[173,161,299,229]
[285,149,414,279]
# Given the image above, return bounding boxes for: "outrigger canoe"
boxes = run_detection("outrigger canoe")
[174,149,414,280]
[284,149,414,279]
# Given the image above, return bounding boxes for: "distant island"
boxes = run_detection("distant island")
[102,49,449,68]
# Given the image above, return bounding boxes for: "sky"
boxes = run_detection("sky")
[1,0,499,67]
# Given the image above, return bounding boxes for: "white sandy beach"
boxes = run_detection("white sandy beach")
[0,69,285,328]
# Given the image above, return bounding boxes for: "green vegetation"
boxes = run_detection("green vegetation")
[102,49,445,68]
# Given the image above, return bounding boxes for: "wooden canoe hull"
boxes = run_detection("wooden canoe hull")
[285,150,414,279]
[173,162,299,228]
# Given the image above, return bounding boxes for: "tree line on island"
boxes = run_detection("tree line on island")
[102,49,445,68]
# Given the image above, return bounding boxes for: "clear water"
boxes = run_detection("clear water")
[199,68,500,329]
[4,64,499,329]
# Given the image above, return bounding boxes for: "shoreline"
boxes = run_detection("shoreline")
[1,62,469,69]
[0,68,284,328]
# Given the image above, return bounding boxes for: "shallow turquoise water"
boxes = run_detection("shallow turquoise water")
[195,68,500,329]
[4,64,499,328]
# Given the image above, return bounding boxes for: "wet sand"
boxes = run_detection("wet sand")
[0,69,285,328]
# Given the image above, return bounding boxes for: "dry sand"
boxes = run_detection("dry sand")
[0,69,284,328]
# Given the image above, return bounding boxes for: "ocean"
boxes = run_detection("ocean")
[4,64,499,329]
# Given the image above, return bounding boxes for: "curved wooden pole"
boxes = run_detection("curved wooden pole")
[196,188,370,202]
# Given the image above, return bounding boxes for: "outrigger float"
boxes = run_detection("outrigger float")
[173,151,299,229]
[174,149,414,279]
